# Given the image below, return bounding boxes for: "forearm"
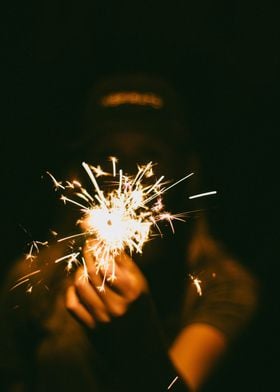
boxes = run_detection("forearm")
[169,323,227,391]
[90,293,190,392]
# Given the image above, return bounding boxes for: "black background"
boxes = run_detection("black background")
[1,1,279,390]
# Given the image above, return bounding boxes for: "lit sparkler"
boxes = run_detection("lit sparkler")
[15,158,217,293]
[49,158,195,289]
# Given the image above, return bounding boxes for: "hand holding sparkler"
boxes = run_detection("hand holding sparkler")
[66,240,149,329]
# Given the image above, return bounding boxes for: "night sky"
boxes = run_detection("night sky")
[1,1,279,390]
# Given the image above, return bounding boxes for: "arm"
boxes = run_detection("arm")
[65,241,234,391]
[169,323,226,391]
[66,244,190,391]
[174,223,258,390]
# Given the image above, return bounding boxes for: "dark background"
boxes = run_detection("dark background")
[1,1,279,390]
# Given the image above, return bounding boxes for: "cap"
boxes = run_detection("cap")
[68,73,190,176]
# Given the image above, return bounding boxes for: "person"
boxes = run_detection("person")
[0,74,257,391]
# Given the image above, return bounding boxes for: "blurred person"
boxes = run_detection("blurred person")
[0,74,257,391]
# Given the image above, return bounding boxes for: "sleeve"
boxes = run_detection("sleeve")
[183,238,258,341]
[89,293,190,392]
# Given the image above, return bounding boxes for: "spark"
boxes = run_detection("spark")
[57,232,86,243]
[167,376,179,390]
[161,172,194,193]
[189,190,217,199]
[26,285,33,294]
[65,181,75,189]
[109,156,118,177]
[25,240,48,261]
[72,180,82,187]
[55,252,81,274]
[189,274,203,296]
[60,195,87,210]
[89,164,110,178]
[15,269,41,281]
[9,279,30,291]
[46,171,64,190]
[54,252,80,265]
[9,269,41,291]
[80,257,89,281]
[45,159,196,290]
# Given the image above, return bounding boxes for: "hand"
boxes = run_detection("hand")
[65,241,149,329]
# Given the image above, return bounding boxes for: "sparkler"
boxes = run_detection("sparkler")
[48,158,195,290]
[14,157,216,292]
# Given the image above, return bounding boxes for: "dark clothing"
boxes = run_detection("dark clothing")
[0,231,257,391]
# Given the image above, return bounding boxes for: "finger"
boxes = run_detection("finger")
[83,245,147,303]
[99,260,146,303]
[88,270,130,318]
[82,241,100,278]
[115,251,133,267]
[74,273,111,323]
[78,255,129,318]
[99,261,133,294]
[82,244,127,295]
[65,285,96,329]
[82,245,113,291]
[115,252,143,276]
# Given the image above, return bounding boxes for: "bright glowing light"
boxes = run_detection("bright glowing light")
[15,158,216,293]
[47,159,194,290]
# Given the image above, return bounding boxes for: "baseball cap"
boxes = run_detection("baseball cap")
[68,73,191,177]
